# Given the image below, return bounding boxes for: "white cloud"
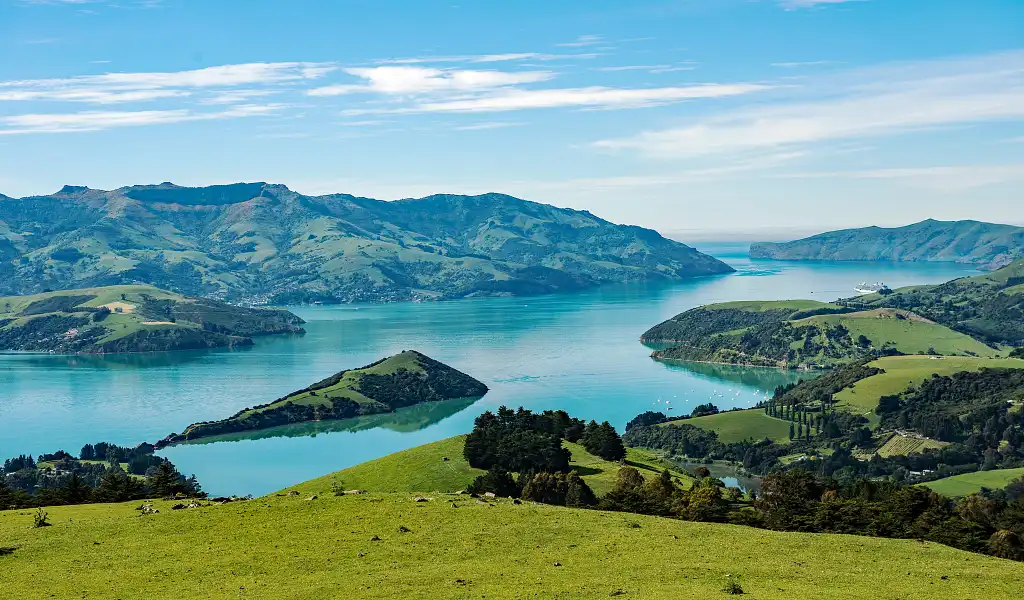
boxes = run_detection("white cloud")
[777,164,1024,192]
[0,62,334,105]
[453,121,523,131]
[0,104,283,135]
[780,0,866,9]
[594,51,1024,158]
[375,52,593,65]
[308,66,556,97]
[357,83,770,114]
[556,35,603,48]
[770,61,835,68]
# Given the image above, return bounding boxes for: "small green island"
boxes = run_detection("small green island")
[0,285,305,354]
[155,350,488,447]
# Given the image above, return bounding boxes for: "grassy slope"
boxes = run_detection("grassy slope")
[833,356,1024,415]
[798,310,1000,358]
[923,468,1024,497]
[703,299,835,312]
[665,410,793,443]
[287,435,692,497]
[2,493,1022,599]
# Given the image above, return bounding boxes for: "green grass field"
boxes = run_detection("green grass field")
[703,299,835,312]
[666,409,793,443]
[800,310,1000,358]
[923,468,1024,497]
[3,490,1022,598]
[289,435,692,497]
[833,356,1024,418]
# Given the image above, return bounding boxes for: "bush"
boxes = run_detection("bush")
[467,468,521,498]
[520,471,596,507]
[32,508,50,528]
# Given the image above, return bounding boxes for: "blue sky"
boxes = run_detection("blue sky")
[1,0,1022,237]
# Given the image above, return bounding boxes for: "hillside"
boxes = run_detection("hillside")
[0,285,303,353]
[642,300,996,369]
[4,493,1020,599]
[750,219,1024,269]
[923,468,1024,497]
[0,182,732,303]
[287,435,691,497]
[845,259,1024,346]
[155,351,487,447]
[664,409,794,443]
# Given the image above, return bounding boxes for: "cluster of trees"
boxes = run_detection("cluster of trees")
[0,442,203,509]
[591,463,1024,562]
[463,407,626,507]
[0,460,202,510]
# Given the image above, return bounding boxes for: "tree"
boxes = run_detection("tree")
[582,421,626,462]
[146,461,186,497]
[789,423,795,440]
[58,472,92,505]
[80,444,95,460]
[95,468,146,503]
[467,468,520,498]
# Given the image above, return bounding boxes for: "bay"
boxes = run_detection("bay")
[0,247,977,495]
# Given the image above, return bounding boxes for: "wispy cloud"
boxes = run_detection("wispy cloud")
[777,164,1024,192]
[308,66,555,97]
[779,0,866,9]
[0,62,334,105]
[374,52,597,65]
[556,34,603,48]
[364,83,770,114]
[593,51,1024,158]
[770,61,835,68]
[0,104,283,135]
[453,121,523,131]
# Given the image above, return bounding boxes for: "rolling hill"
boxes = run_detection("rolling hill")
[3,446,1023,599]
[642,300,998,369]
[750,219,1024,269]
[155,351,487,447]
[845,259,1024,346]
[0,182,732,303]
[0,285,303,353]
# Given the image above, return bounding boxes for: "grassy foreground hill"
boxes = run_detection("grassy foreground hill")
[0,285,303,353]
[2,466,1022,598]
[0,182,732,303]
[749,219,1024,269]
[642,299,997,369]
[156,351,488,447]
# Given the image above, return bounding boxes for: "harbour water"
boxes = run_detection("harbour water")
[0,247,977,495]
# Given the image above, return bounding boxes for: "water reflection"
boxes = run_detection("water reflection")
[172,396,483,445]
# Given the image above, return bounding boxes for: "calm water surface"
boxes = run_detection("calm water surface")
[0,247,976,495]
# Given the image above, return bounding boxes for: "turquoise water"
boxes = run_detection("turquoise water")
[0,248,977,495]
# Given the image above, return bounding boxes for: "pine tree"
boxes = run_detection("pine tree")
[789,423,795,440]
[146,461,183,497]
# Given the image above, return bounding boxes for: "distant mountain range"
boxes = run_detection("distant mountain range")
[0,183,732,303]
[749,219,1024,269]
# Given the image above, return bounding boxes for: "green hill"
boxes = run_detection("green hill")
[643,300,995,369]
[0,183,732,303]
[749,219,1024,269]
[0,285,303,353]
[846,259,1024,346]
[2,480,1021,598]
[832,355,1024,415]
[155,351,488,447]
[287,435,692,497]
[923,468,1024,497]
[664,409,794,443]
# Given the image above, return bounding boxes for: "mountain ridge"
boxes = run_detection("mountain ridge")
[749,219,1024,269]
[0,182,732,303]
